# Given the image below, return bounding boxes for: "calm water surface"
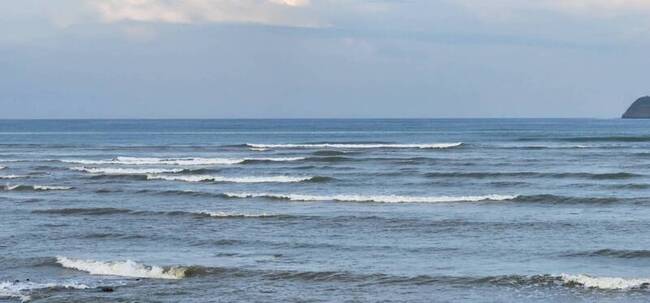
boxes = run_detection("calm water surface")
[2,119,650,302]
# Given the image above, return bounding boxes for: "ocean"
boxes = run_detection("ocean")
[2,119,650,302]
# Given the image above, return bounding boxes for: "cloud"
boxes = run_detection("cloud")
[270,0,309,7]
[89,0,317,27]
[456,0,650,19]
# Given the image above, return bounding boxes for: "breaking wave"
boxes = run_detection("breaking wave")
[146,174,319,183]
[245,143,463,149]
[222,192,517,203]
[61,156,304,166]
[198,211,287,219]
[259,271,650,290]
[70,166,184,174]
[0,280,89,302]
[32,257,650,291]
[0,175,28,179]
[56,257,190,280]
[239,157,308,164]
[560,274,650,290]
[249,147,269,151]
[1,185,72,191]
[31,206,296,222]
[222,193,623,205]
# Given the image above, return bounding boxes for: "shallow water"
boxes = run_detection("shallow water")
[2,119,650,302]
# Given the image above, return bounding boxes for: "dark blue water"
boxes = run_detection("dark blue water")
[3,119,650,302]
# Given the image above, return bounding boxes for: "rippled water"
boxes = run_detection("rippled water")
[3,119,650,302]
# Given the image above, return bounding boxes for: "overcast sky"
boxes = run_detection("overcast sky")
[1,0,649,118]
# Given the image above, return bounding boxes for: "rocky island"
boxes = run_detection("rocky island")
[622,96,650,119]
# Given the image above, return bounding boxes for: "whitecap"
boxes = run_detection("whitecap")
[147,174,313,183]
[0,280,89,302]
[200,211,276,218]
[2,185,72,191]
[561,274,650,290]
[56,257,187,280]
[70,167,183,175]
[223,192,517,203]
[33,186,72,191]
[249,147,269,151]
[62,156,304,166]
[246,143,463,149]
[0,175,27,179]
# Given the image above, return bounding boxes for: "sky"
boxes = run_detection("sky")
[1,0,649,118]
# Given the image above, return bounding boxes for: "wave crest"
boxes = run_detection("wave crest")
[2,185,72,191]
[199,211,285,219]
[222,192,517,203]
[561,274,650,290]
[0,175,28,179]
[246,143,463,149]
[56,257,188,279]
[0,280,89,302]
[43,258,650,291]
[61,156,304,166]
[146,174,318,183]
[71,167,184,174]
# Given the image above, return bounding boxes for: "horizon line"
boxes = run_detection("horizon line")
[0,117,624,120]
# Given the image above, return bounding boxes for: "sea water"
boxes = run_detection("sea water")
[2,119,650,302]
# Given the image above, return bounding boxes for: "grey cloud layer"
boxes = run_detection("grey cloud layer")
[0,0,648,118]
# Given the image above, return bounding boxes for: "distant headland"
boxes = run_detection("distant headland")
[622,96,650,119]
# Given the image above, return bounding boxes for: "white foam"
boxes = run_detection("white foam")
[56,257,187,280]
[62,156,304,166]
[249,147,269,151]
[201,211,275,218]
[60,159,111,165]
[70,166,184,174]
[147,174,313,183]
[4,185,20,191]
[0,175,27,179]
[246,143,463,149]
[561,274,650,290]
[223,192,517,203]
[0,280,89,302]
[3,185,72,191]
[33,186,72,191]
[117,157,244,165]
[0,166,5,170]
